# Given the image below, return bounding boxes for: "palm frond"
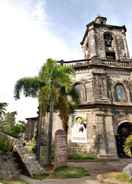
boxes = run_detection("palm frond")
[0,102,8,116]
[14,77,44,99]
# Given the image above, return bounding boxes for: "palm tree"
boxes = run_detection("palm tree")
[0,102,7,121]
[0,102,8,131]
[14,58,78,165]
[57,86,79,135]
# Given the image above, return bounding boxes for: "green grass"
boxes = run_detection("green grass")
[69,152,97,160]
[115,172,130,182]
[104,172,132,183]
[33,166,89,179]
[51,166,89,178]
[0,180,27,184]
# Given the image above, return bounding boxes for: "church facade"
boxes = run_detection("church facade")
[25,16,132,158]
[66,16,132,158]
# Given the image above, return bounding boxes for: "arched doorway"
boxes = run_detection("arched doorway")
[116,122,132,158]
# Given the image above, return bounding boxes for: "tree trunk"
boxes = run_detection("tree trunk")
[36,110,43,161]
[46,99,54,165]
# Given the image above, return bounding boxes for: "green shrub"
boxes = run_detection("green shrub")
[124,135,132,157]
[0,136,12,153]
[4,123,25,138]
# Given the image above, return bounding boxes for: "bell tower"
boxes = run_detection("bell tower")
[81,16,130,61]
[66,16,132,159]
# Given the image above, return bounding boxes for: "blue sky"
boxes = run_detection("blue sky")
[18,0,132,55]
[38,0,132,52]
[0,0,132,120]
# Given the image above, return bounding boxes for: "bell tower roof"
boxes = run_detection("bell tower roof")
[80,16,129,61]
[94,16,107,24]
[81,16,126,45]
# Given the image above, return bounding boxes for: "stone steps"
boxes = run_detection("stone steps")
[0,132,45,177]
[13,140,45,177]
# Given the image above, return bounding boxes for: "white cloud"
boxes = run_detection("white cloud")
[0,1,81,120]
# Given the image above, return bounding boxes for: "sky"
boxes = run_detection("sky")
[0,0,132,120]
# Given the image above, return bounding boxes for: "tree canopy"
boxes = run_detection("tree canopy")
[14,58,79,164]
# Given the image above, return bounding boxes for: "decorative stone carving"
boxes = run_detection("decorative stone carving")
[93,73,108,101]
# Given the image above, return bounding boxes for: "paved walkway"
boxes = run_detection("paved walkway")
[21,175,98,184]
[68,159,132,176]
[20,159,132,184]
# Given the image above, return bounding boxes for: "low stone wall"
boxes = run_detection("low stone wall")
[0,153,20,180]
[68,142,92,154]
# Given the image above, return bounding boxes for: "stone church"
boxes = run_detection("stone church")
[25,16,132,158]
[66,16,132,158]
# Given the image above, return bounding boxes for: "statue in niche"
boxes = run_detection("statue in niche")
[115,84,127,102]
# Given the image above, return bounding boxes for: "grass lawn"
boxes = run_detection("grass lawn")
[33,166,89,180]
[0,180,28,184]
[51,166,89,178]
[104,172,132,183]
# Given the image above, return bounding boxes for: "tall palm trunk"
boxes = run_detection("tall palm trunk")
[36,112,42,161]
[46,98,54,165]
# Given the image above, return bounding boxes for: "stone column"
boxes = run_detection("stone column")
[123,35,130,59]
[96,112,118,159]
[88,27,97,58]
[105,115,118,158]
[96,114,107,156]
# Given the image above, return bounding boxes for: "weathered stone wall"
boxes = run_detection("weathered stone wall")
[55,129,67,167]
[42,17,132,159]
[0,153,20,180]
[82,17,129,61]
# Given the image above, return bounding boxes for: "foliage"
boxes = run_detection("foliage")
[0,135,12,153]
[124,135,132,157]
[57,86,79,134]
[0,180,28,184]
[0,112,16,132]
[115,172,131,182]
[0,111,25,138]
[0,102,8,120]
[33,166,89,179]
[14,58,78,164]
[104,172,132,183]
[69,152,97,160]
[14,77,44,99]
[6,123,25,138]
[51,166,89,178]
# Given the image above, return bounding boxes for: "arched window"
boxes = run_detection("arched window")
[74,83,86,102]
[104,32,115,59]
[115,84,127,102]
[104,32,113,47]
